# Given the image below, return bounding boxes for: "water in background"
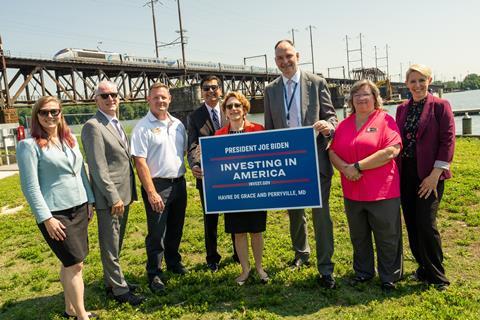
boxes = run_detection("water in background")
[250,89,480,135]
[70,90,480,135]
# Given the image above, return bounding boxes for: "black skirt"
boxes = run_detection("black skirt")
[38,203,89,267]
[224,210,267,234]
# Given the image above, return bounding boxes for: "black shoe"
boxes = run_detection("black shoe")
[412,268,427,282]
[167,263,188,275]
[289,258,310,269]
[149,275,165,294]
[106,282,139,295]
[349,275,373,286]
[62,312,98,319]
[113,291,145,306]
[318,274,336,289]
[207,262,219,272]
[432,282,449,291]
[381,282,396,292]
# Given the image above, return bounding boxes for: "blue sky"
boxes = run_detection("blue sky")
[1,0,477,82]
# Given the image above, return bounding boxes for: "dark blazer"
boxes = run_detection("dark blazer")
[81,111,137,209]
[396,93,455,180]
[187,103,226,188]
[264,70,338,177]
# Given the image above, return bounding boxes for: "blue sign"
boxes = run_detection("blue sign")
[200,127,322,214]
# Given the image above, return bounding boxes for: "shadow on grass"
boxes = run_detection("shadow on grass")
[0,261,436,320]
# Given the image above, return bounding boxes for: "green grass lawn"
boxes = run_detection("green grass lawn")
[0,138,479,320]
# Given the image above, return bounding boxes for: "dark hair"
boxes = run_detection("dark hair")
[200,75,221,88]
[274,39,295,50]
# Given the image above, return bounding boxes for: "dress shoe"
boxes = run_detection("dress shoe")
[105,282,139,295]
[149,275,165,294]
[62,311,98,319]
[167,263,188,275]
[235,270,251,286]
[349,275,373,286]
[381,282,396,292]
[259,273,270,284]
[433,282,449,291]
[207,262,219,272]
[318,274,336,289]
[412,268,427,282]
[289,258,310,269]
[113,291,145,306]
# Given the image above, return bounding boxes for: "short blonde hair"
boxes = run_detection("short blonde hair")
[221,91,250,114]
[406,64,432,81]
[346,79,383,114]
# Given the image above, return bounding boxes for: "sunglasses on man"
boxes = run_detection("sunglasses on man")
[202,85,219,92]
[99,93,118,99]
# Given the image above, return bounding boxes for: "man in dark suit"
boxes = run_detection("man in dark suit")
[264,40,338,288]
[187,75,237,272]
[81,80,144,305]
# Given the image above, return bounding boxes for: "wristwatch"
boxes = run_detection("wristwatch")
[354,162,362,173]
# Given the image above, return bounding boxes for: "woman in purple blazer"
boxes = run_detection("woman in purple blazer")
[396,64,455,290]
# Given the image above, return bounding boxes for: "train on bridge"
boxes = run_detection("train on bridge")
[53,48,280,75]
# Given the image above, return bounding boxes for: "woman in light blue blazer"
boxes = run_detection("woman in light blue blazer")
[17,96,97,320]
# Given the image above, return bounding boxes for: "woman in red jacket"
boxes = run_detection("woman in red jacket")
[215,91,268,285]
[396,64,455,290]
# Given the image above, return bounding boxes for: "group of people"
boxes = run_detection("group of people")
[16,39,455,318]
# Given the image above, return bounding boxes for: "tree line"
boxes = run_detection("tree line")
[433,73,480,92]
[18,102,150,127]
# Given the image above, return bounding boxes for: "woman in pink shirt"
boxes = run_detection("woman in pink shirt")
[329,79,403,291]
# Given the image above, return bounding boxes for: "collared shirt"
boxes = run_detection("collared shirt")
[330,110,402,201]
[130,111,187,178]
[281,69,301,127]
[98,109,121,130]
[205,102,221,127]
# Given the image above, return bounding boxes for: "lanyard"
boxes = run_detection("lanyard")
[283,82,298,121]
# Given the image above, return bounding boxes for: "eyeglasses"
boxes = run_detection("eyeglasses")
[225,103,243,110]
[99,92,118,99]
[202,85,219,92]
[38,109,61,117]
[353,93,372,99]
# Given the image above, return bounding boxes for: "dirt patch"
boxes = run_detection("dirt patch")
[0,205,23,215]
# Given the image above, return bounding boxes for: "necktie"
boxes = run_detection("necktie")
[211,109,220,130]
[287,79,299,128]
[112,118,127,145]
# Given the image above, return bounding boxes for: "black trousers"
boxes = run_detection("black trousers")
[400,158,449,285]
[198,184,237,264]
[142,177,187,280]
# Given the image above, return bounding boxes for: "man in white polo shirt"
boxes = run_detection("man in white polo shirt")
[131,83,188,294]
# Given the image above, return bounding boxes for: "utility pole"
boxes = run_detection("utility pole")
[144,0,160,58]
[0,35,11,109]
[289,28,299,46]
[374,43,390,79]
[306,25,316,74]
[176,0,187,78]
[345,35,350,79]
[345,33,364,79]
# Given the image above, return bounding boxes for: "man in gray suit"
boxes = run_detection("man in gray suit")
[264,40,338,288]
[81,80,144,305]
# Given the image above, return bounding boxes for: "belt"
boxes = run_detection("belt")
[51,202,87,216]
[153,176,185,183]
